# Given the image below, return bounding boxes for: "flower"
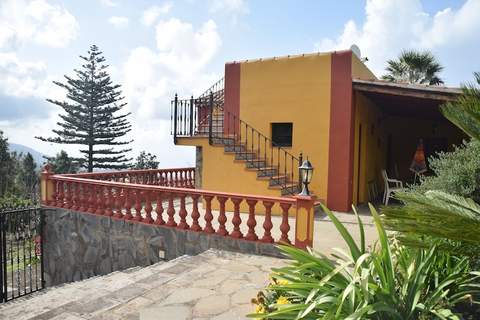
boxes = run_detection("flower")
[276,296,290,305]
[276,279,289,285]
[255,304,265,314]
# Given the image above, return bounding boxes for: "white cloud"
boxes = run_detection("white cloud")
[142,3,173,26]
[120,18,221,165]
[108,16,129,29]
[315,0,480,79]
[99,0,117,7]
[209,0,248,15]
[0,52,47,98]
[123,18,221,121]
[0,0,79,49]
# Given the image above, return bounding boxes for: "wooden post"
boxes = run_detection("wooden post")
[294,195,316,249]
[40,164,55,206]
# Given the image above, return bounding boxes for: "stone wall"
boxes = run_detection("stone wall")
[43,208,280,287]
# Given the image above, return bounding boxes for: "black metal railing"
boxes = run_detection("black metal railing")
[0,207,44,302]
[171,78,305,195]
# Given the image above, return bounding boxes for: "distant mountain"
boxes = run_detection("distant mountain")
[8,143,46,167]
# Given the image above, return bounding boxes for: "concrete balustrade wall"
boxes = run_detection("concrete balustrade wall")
[42,208,281,287]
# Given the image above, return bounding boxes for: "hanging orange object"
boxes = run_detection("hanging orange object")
[410,139,427,174]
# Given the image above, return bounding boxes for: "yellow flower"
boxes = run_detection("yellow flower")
[276,296,290,305]
[276,279,289,286]
[255,304,265,314]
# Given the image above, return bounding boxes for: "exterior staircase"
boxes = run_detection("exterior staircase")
[173,78,303,197]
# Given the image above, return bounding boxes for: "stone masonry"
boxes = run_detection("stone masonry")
[43,208,280,287]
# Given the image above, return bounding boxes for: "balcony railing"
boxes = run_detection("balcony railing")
[41,166,316,249]
[63,167,195,188]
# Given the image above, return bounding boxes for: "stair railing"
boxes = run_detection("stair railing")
[171,77,306,196]
[214,110,302,195]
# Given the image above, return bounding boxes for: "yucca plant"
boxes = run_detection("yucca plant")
[249,204,480,319]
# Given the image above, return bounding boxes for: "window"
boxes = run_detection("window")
[271,123,293,147]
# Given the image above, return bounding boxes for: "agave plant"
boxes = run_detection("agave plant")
[249,204,480,319]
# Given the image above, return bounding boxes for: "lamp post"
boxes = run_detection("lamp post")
[299,159,314,196]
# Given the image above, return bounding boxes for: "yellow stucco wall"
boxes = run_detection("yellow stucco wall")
[238,53,332,202]
[352,93,386,204]
[351,54,377,80]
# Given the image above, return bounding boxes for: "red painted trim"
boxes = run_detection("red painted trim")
[224,62,241,133]
[327,51,354,212]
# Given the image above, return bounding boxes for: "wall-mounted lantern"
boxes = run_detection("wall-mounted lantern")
[299,159,314,196]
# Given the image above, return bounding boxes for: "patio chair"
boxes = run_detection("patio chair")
[381,169,404,205]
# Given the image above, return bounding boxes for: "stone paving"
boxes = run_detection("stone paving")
[0,249,287,320]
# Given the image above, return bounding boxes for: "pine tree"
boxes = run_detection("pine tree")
[37,45,132,172]
[45,150,81,174]
[0,130,12,197]
[19,153,38,201]
[132,151,159,169]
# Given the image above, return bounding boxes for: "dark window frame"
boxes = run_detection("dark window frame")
[271,122,293,147]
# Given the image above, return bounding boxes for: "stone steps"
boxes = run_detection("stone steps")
[0,249,285,320]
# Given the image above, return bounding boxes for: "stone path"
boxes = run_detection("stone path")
[0,249,286,320]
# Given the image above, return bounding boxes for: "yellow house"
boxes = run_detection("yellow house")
[172,49,464,213]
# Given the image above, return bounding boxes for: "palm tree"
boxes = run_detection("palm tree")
[382,50,444,85]
[382,72,480,253]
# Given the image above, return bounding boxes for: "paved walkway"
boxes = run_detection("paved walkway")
[0,250,286,320]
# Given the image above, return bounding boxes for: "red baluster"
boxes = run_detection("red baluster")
[124,189,133,220]
[154,192,164,225]
[50,180,58,207]
[279,203,292,244]
[217,196,228,236]
[159,172,165,186]
[71,183,78,210]
[166,193,177,227]
[261,201,274,243]
[230,197,243,239]
[113,187,123,218]
[245,199,258,241]
[57,181,65,207]
[104,187,113,217]
[177,193,189,229]
[133,190,142,221]
[95,185,105,215]
[78,184,86,212]
[87,184,95,213]
[143,191,154,224]
[203,195,214,233]
[64,182,72,209]
[190,194,201,231]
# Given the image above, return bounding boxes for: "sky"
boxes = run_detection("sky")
[0,0,479,168]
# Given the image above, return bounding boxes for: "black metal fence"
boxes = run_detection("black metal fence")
[0,207,44,302]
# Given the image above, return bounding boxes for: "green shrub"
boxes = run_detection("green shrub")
[249,205,480,319]
[414,140,480,202]
[0,194,33,210]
